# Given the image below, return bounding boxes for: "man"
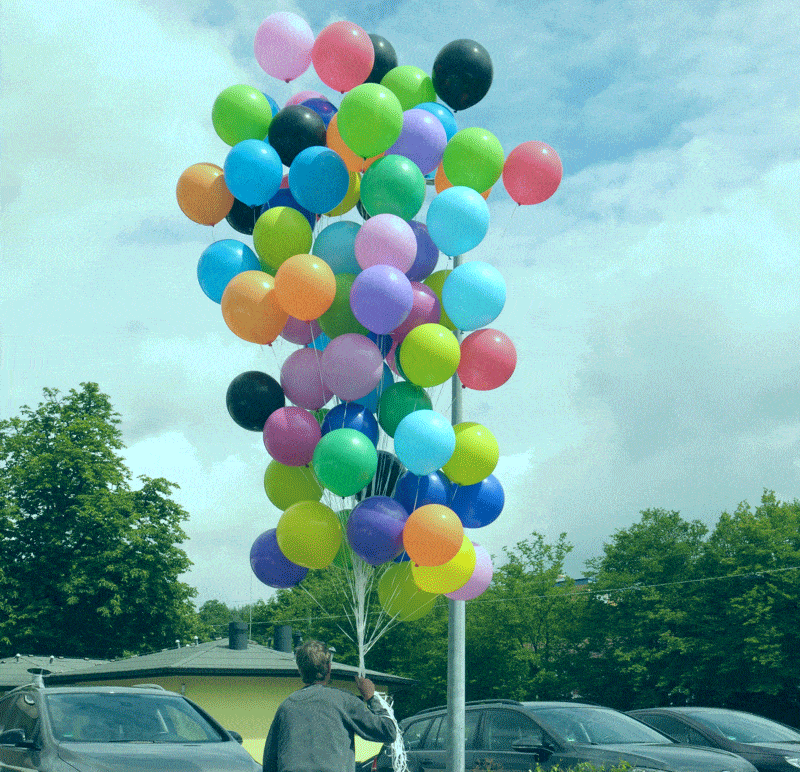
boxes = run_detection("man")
[263,640,397,772]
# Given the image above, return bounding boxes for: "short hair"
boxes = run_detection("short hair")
[295,640,331,684]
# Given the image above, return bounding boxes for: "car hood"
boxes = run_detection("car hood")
[587,743,756,771]
[57,741,259,772]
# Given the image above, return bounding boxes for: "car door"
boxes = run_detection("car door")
[408,710,482,772]
[0,693,41,771]
[472,708,548,771]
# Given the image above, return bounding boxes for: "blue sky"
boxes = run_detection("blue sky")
[2,0,799,607]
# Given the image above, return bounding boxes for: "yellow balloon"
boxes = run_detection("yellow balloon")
[423,270,455,331]
[326,171,361,216]
[263,462,323,510]
[441,422,499,486]
[398,323,460,387]
[412,536,476,594]
[276,501,341,569]
[253,207,313,272]
[378,562,438,621]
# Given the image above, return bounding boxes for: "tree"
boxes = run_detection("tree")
[0,383,198,658]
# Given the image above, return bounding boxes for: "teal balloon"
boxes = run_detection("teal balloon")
[426,185,489,256]
[223,139,283,206]
[360,155,426,221]
[312,428,378,497]
[393,409,455,476]
[441,261,506,330]
[197,239,261,303]
[289,146,349,215]
[312,221,361,274]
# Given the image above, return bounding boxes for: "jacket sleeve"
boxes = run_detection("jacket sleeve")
[262,708,281,772]
[345,694,397,744]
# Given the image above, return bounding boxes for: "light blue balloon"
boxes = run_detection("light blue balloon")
[262,92,280,117]
[425,186,489,256]
[223,139,282,207]
[353,363,394,413]
[415,102,458,141]
[441,260,506,330]
[288,146,349,215]
[307,332,331,351]
[393,409,456,476]
[197,239,261,303]
[312,221,361,274]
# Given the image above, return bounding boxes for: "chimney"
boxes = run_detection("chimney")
[228,621,249,651]
[274,625,293,653]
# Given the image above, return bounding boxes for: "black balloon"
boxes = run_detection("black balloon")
[267,105,327,167]
[366,34,398,84]
[354,450,404,501]
[225,198,260,235]
[431,39,493,112]
[226,371,285,432]
[356,199,371,221]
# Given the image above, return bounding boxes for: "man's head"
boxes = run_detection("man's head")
[295,640,332,685]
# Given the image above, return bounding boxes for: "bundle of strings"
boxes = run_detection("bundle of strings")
[370,690,408,772]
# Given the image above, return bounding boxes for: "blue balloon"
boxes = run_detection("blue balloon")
[448,474,504,528]
[289,146,349,215]
[197,239,261,303]
[441,260,506,331]
[394,470,451,512]
[301,98,338,127]
[307,332,331,351]
[415,102,458,141]
[261,188,316,230]
[262,93,281,117]
[368,333,393,358]
[393,409,455,476]
[426,186,490,257]
[223,139,283,206]
[312,221,361,274]
[321,403,379,447]
[353,363,394,413]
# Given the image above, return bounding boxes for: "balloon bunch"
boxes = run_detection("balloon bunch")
[177,12,562,644]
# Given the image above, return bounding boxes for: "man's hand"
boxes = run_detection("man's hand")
[355,676,376,701]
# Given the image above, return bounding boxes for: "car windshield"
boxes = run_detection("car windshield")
[45,692,227,744]
[530,706,674,746]
[684,710,800,744]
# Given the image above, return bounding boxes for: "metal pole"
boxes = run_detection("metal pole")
[446,253,465,772]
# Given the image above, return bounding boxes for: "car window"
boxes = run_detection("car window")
[684,710,800,744]
[425,716,445,750]
[637,714,710,745]
[403,718,433,750]
[2,693,40,741]
[532,707,672,745]
[465,710,481,750]
[0,696,13,733]
[479,710,541,751]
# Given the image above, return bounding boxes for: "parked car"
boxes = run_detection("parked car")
[385,699,758,771]
[628,707,800,772]
[0,683,262,772]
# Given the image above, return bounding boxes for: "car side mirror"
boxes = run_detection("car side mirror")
[511,736,551,762]
[227,729,243,744]
[0,728,37,748]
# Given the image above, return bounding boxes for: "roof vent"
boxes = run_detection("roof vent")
[229,621,249,650]
[274,625,293,653]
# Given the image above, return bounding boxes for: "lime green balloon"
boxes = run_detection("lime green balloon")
[332,509,355,569]
[337,84,404,158]
[264,461,324,511]
[253,207,313,272]
[377,381,432,437]
[399,323,461,387]
[212,85,273,146]
[312,428,378,497]
[276,501,342,569]
[441,421,499,485]
[422,270,455,330]
[318,274,368,338]
[360,155,426,221]
[380,66,437,111]
[412,535,476,594]
[378,562,438,621]
[442,127,505,193]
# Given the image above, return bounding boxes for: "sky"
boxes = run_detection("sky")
[2,0,800,609]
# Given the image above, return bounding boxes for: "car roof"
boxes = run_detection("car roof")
[522,701,603,710]
[631,707,733,714]
[7,685,179,697]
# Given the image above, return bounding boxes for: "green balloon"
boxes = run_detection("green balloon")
[442,127,505,193]
[380,66,437,111]
[318,274,368,338]
[332,509,355,569]
[263,461,324,511]
[212,85,273,147]
[360,155,426,221]
[253,207,313,272]
[337,84,404,159]
[377,381,432,437]
[312,428,378,498]
[378,562,438,622]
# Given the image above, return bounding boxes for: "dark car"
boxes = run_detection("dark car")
[629,707,800,772]
[391,699,758,771]
[0,683,262,772]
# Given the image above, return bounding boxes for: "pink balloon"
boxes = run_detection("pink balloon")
[263,406,321,466]
[280,347,334,409]
[254,12,314,83]
[457,329,517,390]
[311,21,374,92]
[445,542,493,600]
[386,339,401,376]
[391,282,441,343]
[502,141,563,206]
[320,333,384,401]
[285,90,326,107]
[280,316,322,345]
[354,214,417,272]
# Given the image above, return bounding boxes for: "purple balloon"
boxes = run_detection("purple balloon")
[406,221,439,282]
[250,529,308,588]
[350,265,414,334]
[280,316,322,345]
[280,347,334,409]
[346,496,409,565]
[320,333,384,401]
[263,406,321,466]
[386,109,448,175]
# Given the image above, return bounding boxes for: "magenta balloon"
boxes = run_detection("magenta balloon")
[445,542,493,600]
[391,282,441,343]
[346,496,409,565]
[285,90,326,107]
[386,109,448,175]
[350,264,414,334]
[405,221,439,282]
[254,12,314,82]
[320,333,384,401]
[251,529,308,588]
[263,406,321,466]
[354,214,417,272]
[281,316,322,345]
[280,347,334,409]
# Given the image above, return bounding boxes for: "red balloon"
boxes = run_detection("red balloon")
[391,282,441,343]
[502,141,562,205]
[458,329,516,390]
[312,21,374,93]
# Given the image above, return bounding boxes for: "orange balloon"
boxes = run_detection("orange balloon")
[274,254,336,321]
[176,163,234,225]
[434,162,491,200]
[220,270,288,344]
[327,114,382,173]
[403,504,464,567]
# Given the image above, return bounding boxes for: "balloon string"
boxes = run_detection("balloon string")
[500,203,519,241]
